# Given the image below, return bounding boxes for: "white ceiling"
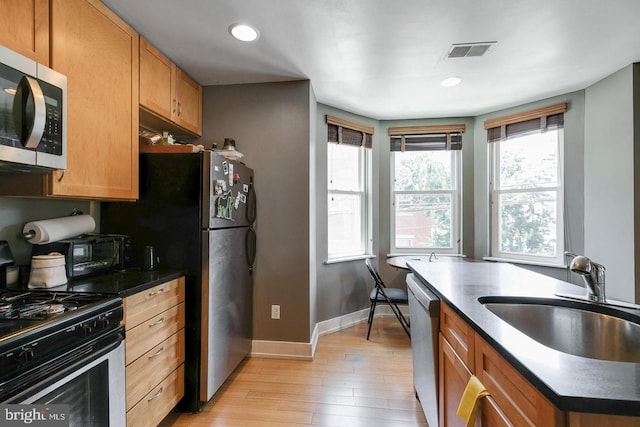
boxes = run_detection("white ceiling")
[103,0,640,120]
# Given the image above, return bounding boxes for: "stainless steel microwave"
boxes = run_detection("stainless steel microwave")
[0,44,66,174]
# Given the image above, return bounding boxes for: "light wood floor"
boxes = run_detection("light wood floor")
[160,316,428,426]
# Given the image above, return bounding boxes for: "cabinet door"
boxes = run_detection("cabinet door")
[475,335,563,427]
[175,68,202,136]
[0,0,49,65]
[440,333,475,427]
[140,37,175,121]
[49,0,139,200]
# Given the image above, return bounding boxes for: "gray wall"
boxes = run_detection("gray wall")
[584,65,636,302]
[198,80,312,342]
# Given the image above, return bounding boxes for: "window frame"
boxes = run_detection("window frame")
[488,128,565,265]
[390,148,462,255]
[327,139,372,261]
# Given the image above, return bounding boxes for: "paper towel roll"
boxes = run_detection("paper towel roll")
[23,215,96,244]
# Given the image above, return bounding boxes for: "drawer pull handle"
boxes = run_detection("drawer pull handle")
[148,288,166,296]
[148,318,165,328]
[148,347,165,360]
[148,387,163,402]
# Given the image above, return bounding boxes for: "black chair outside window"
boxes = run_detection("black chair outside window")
[365,258,410,340]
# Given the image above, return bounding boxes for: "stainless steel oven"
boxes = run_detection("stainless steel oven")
[9,339,125,427]
[0,290,125,426]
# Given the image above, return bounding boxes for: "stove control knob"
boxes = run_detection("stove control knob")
[95,317,110,329]
[18,347,34,364]
[79,324,93,337]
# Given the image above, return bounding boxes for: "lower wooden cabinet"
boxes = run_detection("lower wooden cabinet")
[126,365,185,427]
[439,301,561,427]
[474,335,562,427]
[123,277,185,427]
[438,301,640,426]
[439,333,474,427]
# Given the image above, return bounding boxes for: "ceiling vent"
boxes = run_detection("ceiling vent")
[447,42,496,58]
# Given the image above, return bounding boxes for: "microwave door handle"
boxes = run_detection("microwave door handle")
[19,76,47,149]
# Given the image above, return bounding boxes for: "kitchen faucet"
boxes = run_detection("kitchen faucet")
[565,252,606,303]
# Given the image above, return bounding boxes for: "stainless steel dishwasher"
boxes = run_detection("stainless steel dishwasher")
[406,273,440,427]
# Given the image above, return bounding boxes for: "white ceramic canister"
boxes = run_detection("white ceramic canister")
[28,252,67,288]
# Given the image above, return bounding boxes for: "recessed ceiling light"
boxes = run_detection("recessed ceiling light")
[441,77,462,87]
[229,23,259,42]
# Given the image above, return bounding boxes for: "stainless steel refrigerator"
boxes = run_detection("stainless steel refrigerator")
[101,151,256,412]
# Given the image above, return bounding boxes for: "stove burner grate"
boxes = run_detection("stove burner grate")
[0,292,82,320]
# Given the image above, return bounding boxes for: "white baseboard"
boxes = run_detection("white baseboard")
[250,306,409,360]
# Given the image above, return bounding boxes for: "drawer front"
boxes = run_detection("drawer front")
[126,364,185,427]
[126,303,185,365]
[475,335,562,427]
[126,329,185,411]
[124,277,185,330]
[440,302,475,369]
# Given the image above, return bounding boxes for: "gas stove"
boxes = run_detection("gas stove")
[0,289,124,401]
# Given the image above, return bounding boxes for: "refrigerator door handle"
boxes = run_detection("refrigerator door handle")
[245,227,257,275]
[246,179,257,225]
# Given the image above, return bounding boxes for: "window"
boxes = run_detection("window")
[486,103,566,265]
[390,125,464,254]
[327,116,373,260]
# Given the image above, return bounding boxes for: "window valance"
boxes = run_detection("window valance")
[388,124,465,152]
[326,115,373,148]
[485,103,566,143]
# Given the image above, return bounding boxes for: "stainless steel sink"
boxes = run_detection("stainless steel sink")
[478,296,640,363]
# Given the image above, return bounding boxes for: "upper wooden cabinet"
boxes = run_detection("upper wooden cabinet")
[0,0,139,200]
[140,37,202,137]
[0,0,49,65]
[47,0,139,200]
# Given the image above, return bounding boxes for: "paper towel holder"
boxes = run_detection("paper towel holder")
[23,210,86,241]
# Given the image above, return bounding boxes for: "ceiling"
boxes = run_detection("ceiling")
[103,0,640,120]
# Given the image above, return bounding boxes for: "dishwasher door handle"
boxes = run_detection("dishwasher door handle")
[406,274,440,317]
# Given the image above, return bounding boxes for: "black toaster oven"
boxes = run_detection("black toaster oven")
[31,234,130,279]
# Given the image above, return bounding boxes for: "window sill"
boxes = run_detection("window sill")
[483,257,566,269]
[325,254,374,265]
[387,253,466,258]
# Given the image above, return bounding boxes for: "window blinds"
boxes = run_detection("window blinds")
[388,124,465,152]
[484,103,566,142]
[326,115,374,148]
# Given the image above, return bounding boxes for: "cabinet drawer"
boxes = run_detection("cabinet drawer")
[126,329,185,411]
[124,277,185,330]
[126,364,184,427]
[441,302,475,369]
[475,335,563,427]
[126,303,185,365]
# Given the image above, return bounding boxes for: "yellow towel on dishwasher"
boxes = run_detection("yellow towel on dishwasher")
[456,375,490,427]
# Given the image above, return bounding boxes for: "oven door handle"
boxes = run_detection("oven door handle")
[3,329,124,404]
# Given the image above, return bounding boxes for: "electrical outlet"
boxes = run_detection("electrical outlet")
[271,304,280,319]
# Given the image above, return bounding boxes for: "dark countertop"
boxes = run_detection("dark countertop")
[408,260,640,417]
[11,269,185,298]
